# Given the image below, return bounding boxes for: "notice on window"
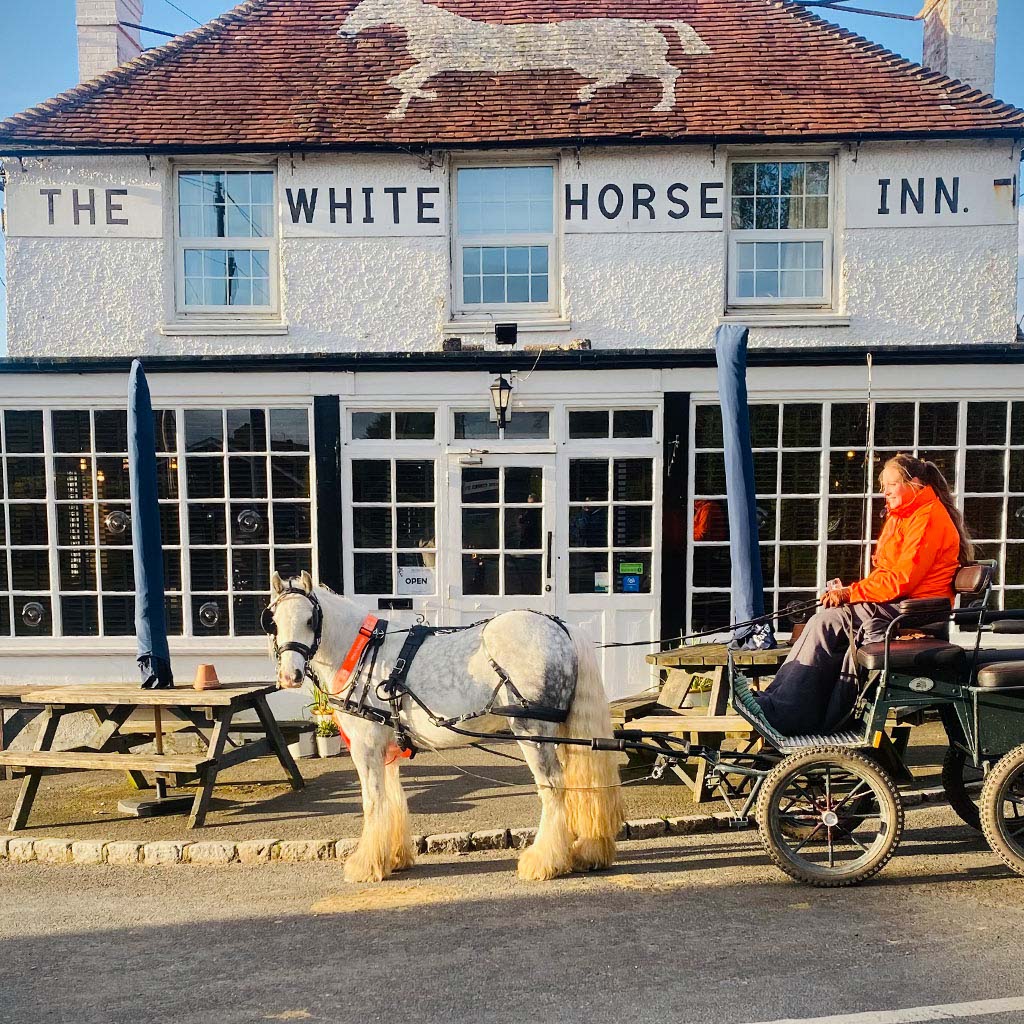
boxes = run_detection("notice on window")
[397,566,435,596]
[5,181,164,238]
[618,562,644,575]
[594,571,610,594]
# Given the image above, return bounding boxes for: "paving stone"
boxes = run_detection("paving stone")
[469,829,509,851]
[412,835,427,854]
[237,840,279,865]
[425,832,472,855]
[8,839,36,863]
[104,841,143,866]
[615,822,628,841]
[902,792,925,807]
[627,818,667,840]
[508,827,537,850]
[666,814,717,835]
[277,840,333,862]
[0,837,9,860]
[143,841,187,866]
[71,840,107,866]
[333,838,359,860]
[34,839,74,864]
[184,841,237,866]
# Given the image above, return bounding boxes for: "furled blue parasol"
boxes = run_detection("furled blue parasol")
[128,360,174,689]
[714,324,777,651]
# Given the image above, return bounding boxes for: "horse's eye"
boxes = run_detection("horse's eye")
[307,618,313,629]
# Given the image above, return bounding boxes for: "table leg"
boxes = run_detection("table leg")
[252,695,304,791]
[78,705,153,791]
[187,708,232,829]
[9,708,63,832]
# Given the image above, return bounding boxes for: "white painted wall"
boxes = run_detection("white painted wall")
[1,139,1019,358]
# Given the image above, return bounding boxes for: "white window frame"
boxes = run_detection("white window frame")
[726,157,835,310]
[173,166,280,319]
[449,157,561,319]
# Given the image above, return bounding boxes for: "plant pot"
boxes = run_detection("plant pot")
[316,733,343,758]
[288,732,316,759]
[682,689,711,709]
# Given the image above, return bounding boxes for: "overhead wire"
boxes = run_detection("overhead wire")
[160,0,203,26]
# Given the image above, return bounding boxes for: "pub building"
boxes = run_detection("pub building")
[0,0,1021,704]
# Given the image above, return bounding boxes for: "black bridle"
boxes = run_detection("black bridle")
[261,587,324,682]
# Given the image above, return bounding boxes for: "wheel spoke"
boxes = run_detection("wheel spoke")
[827,826,835,868]
[791,822,825,854]
[834,826,870,853]
[833,779,870,813]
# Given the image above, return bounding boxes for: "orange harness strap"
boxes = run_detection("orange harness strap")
[328,613,411,762]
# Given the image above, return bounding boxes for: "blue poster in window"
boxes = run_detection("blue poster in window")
[622,575,641,593]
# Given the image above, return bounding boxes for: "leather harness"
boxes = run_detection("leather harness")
[263,593,576,756]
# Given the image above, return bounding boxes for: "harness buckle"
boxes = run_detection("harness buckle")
[394,658,407,673]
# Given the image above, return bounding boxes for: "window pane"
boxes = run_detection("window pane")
[831,404,868,447]
[964,497,1004,539]
[569,411,609,439]
[874,403,915,447]
[8,457,46,500]
[100,549,135,591]
[505,555,542,595]
[781,451,821,494]
[693,547,731,589]
[613,506,652,547]
[188,504,226,545]
[11,550,50,590]
[780,499,819,540]
[695,406,723,448]
[463,554,498,595]
[234,595,269,636]
[569,460,608,503]
[270,409,309,451]
[273,504,311,544]
[782,404,822,447]
[463,509,499,550]
[826,545,866,585]
[62,597,99,636]
[827,497,866,541]
[274,548,312,580]
[967,402,1008,445]
[695,452,726,495]
[504,412,550,439]
[505,509,542,549]
[4,411,43,453]
[570,505,608,548]
[9,505,47,545]
[756,163,780,194]
[52,411,91,453]
[918,403,958,447]
[354,553,392,594]
[778,546,818,588]
[732,198,754,230]
[614,459,653,501]
[190,549,227,591]
[570,552,609,594]
[192,596,229,636]
[754,451,778,493]
[462,468,499,504]
[964,450,1006,493]
[505,467,542,504]
[732,163,755,196]
[614,552,651,594]
[352,412,392,440]
[185,410,223,453]
[806,162,830,195]
[271,457,310,498]
[59,549,97,591]
[57,504,94,546]
[694,499,729,542]
[613,410,653,438]
[352,461,390,504]
[230,503,269,544]
[227,409,267,452]
[829,451,869,494]
[14,596,51,636]
[187,456,225,499]
[354,508,392,548]
[397,508,435,549]
[395,412,434,440]
[692,593,730,632]
[228,457,268,498]
[396,461,434,503]
[750,405,779,447]
[454,412,499,440]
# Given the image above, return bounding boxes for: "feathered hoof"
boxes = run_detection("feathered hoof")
[571,836,617,873]
[343,853,390,884]
[390,845,417,873]
[517,844,573,882]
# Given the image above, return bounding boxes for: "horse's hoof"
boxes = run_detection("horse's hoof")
[571,837,617,873]
[344,859,389,883]
[391,848,417,872]
[517,847,571,882]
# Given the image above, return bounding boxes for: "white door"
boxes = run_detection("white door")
[444,453,556,623]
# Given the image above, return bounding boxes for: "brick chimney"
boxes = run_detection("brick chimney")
[920,0,998,95]
[76,0,144,82]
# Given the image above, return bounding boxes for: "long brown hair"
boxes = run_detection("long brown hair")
[883,453,974,564]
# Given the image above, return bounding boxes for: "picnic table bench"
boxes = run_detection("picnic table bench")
[0,683,303,831]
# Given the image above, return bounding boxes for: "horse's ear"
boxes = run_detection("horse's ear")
[271,571,284,595]
[300,570,313,593]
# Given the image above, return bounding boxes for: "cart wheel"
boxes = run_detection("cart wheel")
[756,746,904,888]
[981,743,1024,877]
[941,745,983,831]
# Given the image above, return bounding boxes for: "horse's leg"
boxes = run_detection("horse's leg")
[343,721,397,883]
[384,756,416,872]
[386,62,442,119]
[515,726,575,882]
[653,65,679,112]
[576,73,628,105]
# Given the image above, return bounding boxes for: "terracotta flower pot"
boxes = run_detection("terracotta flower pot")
[193,663,221,690]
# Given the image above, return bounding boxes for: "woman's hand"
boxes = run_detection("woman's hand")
[820,587,852,608]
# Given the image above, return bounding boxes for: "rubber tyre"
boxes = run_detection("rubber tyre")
[981,743,1024,877]
[757,746,904,888]
[941,745,984,831]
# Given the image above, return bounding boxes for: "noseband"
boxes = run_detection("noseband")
[262,588,324,680]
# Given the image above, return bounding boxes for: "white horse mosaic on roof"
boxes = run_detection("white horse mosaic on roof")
[338,0,712,120]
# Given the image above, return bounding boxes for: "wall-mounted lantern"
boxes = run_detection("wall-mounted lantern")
[489,375,514,430]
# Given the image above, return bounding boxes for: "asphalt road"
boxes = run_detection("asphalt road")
[3,804,1024,1024]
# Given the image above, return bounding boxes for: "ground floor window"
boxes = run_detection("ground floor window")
[689,399,1024,632]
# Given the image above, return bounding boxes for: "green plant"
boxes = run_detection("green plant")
[315,716,340,738]
[307,683,333,718]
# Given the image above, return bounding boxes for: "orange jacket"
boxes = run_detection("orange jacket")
[848,485,960,605]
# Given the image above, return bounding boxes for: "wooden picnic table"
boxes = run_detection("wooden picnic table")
[0,683,303,831]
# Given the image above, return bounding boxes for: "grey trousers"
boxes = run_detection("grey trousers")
[754,602,901,736]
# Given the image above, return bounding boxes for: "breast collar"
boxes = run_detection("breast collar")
[329,614,388,697]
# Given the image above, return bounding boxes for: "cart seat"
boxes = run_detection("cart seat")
[856,639,966,674]
[975,661,1024,689]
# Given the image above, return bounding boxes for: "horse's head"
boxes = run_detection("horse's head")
[263,570,323,689]
[338,0,406,38]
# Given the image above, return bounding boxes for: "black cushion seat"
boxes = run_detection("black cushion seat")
[976,662,1024,689]
[856,639,966,674]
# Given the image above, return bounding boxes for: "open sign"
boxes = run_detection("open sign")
[397,566,435,596]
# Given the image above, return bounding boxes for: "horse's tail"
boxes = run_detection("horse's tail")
[557,627,623,870]
[656,20,712,55]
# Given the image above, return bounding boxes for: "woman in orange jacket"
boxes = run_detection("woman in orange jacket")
[754,453,972,735]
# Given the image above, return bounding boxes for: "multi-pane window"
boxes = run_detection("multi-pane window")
[0,406,313,639]
[568,410,654,439]
[729,160,831,306]
[453,409,550,441]
[454,165,556,311]
[689,399,1023,633]
[176,170,276,313]
[351,411,435,442]
[569,458,654,595]
[351,460,436,595]
[184,408,312,636]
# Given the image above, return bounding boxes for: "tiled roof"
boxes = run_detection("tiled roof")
[2,0,1023,151]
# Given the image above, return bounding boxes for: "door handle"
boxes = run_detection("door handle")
[546,530,553,579]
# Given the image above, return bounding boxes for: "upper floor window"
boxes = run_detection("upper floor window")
[728,160,832,308]
[176,170,277,315]
[453,164,556,315]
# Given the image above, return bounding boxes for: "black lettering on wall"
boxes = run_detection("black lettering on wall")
[935,176,960,214]
[39,188,61,226]
[598,184,624,220]
[286,188,319,224]
[417,187,441,224]
[877,178,891,215]
[667,183,689,220]
[362,187,374,224]
[901,177,925,215]
[632,183,656,220]
[104,189,128,226]
[383,186,407,222]
[329,187,353,224]
[72,188,96,227]
[700,182,724,219]
[565,183,589,221]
